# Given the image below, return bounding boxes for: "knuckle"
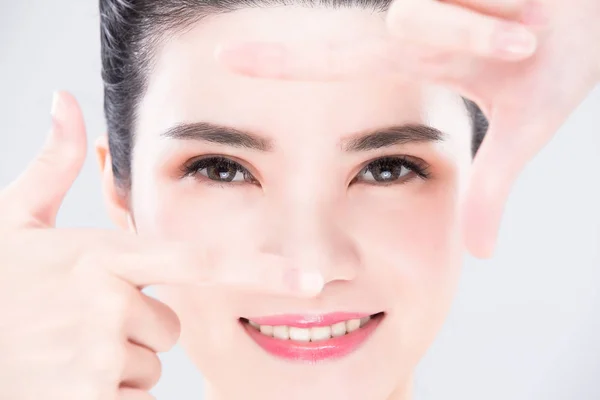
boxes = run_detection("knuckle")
[159,312,181,352]
[86,338,127,378]
[85,279,132,320]
[74,249,103,274]
[65,381,105,400]
[103,289,132,316]
[34,146,78,178]
[142,298,181,352]
[34,148,61,170]
[146,354,163,387]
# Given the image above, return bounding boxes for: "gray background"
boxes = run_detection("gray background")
[1,1,598,399]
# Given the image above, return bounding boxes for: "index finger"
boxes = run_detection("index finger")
[214,37,404,82]
[214,0,539,82]
[83,232,323,296]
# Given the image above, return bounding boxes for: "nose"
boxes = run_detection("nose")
[259,194,361,286]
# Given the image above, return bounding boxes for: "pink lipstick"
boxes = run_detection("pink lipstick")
[240,312,384,362]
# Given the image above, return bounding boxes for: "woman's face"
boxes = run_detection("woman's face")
[102,6,474,400]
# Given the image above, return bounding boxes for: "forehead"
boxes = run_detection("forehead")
[136,6,472,159]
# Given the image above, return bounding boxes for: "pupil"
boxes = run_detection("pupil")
[374,164,399,182]
[209,162,236,182]
[380,170,393,180]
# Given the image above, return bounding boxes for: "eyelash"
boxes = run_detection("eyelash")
[182,156,257,186]
[352,156,431,186]
[182,155,431,187]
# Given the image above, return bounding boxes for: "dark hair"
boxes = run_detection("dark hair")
[100,0,489,190]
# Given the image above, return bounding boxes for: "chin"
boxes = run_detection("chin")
[201,364,403,400]
[182,313,416,400]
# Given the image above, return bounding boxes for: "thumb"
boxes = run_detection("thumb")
[462,110,545,258]
[4,91,87,227]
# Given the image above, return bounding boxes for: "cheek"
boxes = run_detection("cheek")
[133,178,263,242]
[135,182,262,365]
[350,180,463,278]
[349,180,464,348]
[156,285,239,357]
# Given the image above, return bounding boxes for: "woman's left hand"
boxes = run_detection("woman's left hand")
[215,0,600,258]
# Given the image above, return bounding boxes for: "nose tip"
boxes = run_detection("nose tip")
[291,235,360,285]
[256,192,362,287]
[260,216,361,287]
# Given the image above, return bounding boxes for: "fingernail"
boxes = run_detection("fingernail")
[283,268,323,295]
[494,24,537,57]
[298,271,324,295]
[51,91,62,117]
[48,91,64,140]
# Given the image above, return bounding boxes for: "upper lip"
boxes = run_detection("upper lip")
[242,312,381,328]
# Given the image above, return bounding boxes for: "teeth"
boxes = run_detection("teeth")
[289,327,311,342]
[311,326,332,342]
[346,319,361,333]
[331,321,347,337]
[273,326,290,340]
[260,325,273,336]
[249,315,373,341]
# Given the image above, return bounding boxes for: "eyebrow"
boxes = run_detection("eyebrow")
[161,122,272,151]
[342,124,445,152]
[161,122,445,152]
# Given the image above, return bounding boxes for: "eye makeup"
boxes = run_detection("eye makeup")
[179,153,431,188]
[181,155,258,185]
[352,155,431,186]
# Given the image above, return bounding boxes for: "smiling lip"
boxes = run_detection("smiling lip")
[241,312,384,362]
[247,312,371,328]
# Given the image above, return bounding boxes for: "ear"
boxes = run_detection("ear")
[95,134,135,232]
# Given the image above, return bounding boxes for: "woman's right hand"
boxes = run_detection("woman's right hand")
[0,92,322,400]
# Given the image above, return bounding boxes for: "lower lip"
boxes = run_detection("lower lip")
[241,313,384,363]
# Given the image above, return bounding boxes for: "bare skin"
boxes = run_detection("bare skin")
[0,92,320,400]
[216,0,600,258]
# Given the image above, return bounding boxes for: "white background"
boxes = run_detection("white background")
[1,1,599,399]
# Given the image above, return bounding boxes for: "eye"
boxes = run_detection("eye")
[183,156,257,184]
[353,156,430,185]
